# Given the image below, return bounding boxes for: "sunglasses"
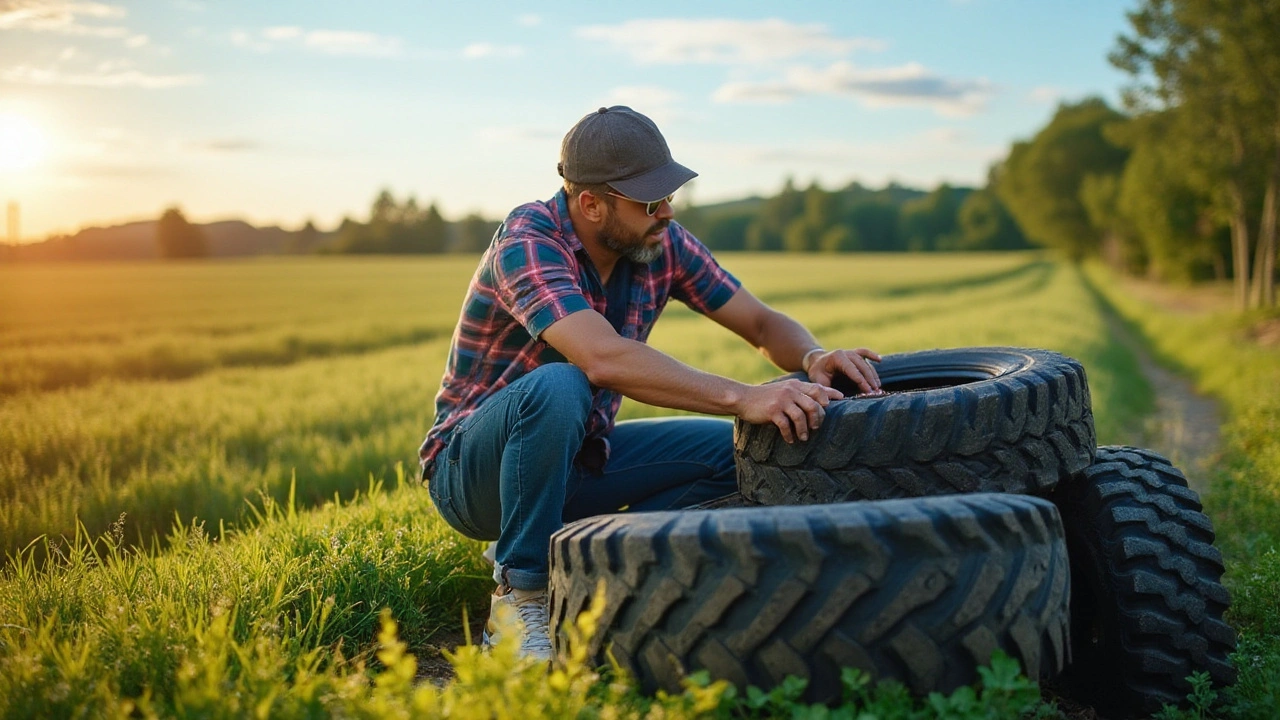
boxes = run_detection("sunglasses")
[606,191,674,216]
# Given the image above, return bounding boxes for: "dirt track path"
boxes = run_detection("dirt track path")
[1103,314,1222,495]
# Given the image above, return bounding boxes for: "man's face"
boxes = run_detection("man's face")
[597,196,670,264]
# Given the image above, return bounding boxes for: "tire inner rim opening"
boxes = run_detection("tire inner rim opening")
[832,362,1013,397]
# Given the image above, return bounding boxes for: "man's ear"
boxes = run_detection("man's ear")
[577,190,608,223]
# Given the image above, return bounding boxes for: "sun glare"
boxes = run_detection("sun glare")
[0,113,48,172]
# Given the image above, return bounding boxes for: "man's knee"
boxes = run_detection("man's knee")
[517,363,592,420]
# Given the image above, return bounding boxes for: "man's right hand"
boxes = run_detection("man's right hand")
[735,380,844,444]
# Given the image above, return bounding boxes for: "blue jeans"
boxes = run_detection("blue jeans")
[428,363,736,591]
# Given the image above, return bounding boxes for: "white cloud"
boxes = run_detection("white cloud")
[305,30,401,57]
[921,127,966,144]
[517,13,540,27]
[2,62,202,88]
[711,80,799,105]
[229,29,260,49]
[0,1,164,54]
[597,85,694,126]
[1028,85,1062,104]
[576,18,885,66]
[233,26,404,57]
[195,138,257,153]
[463,42,523,59]
[0,1,126,35]
[713,61,994,117]
[262,25,301,41]
[693,128,1003,187]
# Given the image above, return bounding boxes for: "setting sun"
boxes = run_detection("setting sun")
[0,113,47,172]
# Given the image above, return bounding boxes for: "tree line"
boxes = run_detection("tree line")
[285,179,1031,261]
[993,0,1278,309]
[677,179,1029,254]
[318,190,499,255]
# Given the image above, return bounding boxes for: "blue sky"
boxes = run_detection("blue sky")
[0,0,1134,240]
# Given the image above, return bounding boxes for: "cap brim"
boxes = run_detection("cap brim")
[609,160,698,202]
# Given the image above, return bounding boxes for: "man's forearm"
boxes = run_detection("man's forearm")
[542,308,845,441]
[582,337,751,416]
[753,309,822,373]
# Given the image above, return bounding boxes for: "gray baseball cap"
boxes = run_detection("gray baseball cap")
[557,106,697,202]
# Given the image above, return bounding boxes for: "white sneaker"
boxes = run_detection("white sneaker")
[482,541,496,566]
[481,585,552,662]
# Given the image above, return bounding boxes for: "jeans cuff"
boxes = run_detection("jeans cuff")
[495,563,548,591]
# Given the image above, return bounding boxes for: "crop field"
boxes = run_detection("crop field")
[1,252,1275,717]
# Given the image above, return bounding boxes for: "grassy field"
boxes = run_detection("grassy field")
[0,252,1273,717]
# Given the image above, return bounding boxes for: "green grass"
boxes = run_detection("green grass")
[0,477,495,718]
[0,257,476,395]
[3,252,1266,717]
[0,341,449,561]
[0,486,1052,718]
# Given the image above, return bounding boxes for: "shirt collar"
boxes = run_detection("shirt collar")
[551,188,585,254]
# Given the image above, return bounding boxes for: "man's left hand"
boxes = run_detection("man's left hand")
[807,348,882,394]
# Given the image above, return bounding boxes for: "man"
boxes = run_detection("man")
[419,106,882,661]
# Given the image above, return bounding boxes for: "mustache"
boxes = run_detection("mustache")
[648,219,670,235]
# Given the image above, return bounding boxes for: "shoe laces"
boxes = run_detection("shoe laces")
[509,589,551,656]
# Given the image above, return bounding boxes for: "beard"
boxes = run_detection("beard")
[599,211,667,264]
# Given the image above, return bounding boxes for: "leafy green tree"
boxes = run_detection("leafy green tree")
[843,202,899,251]
[696,213,752,251]
[950,188,1031,252]
[779,183,840,253]
[745,178,803,252]
[417,202,449,254]
[783,217,819,253]
[1105,113,1227,280]
[898,200,934,252]
[995,98,1130,261]
[673,182,705,237]
[1078,171,1141,271]
[802,183,840,231]
[285,220,323,254]
[156,207,208,259]
[1113,0,1280,307]
[819,225,857,252]
[383,196,421,253]
[458,213,500,253]
[331,191,450,254]
[899,184,964,252]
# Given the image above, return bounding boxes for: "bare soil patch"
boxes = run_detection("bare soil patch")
[1248,317,1280,347]
[414,616,485,686]
[1102,314,1222,495]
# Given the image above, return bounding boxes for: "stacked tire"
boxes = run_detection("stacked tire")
[548,347,1236,717]
[1049,445,1236,717]
[550,493,1070,701]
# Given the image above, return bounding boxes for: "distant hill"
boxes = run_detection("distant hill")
[0,219,318,262]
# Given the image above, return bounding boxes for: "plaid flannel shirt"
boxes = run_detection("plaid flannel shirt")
[418,188,741,474]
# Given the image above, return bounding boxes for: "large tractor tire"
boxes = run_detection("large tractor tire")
[735,347,1096,505]
[1050,446,1236,718]
[549,493,1070,701]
